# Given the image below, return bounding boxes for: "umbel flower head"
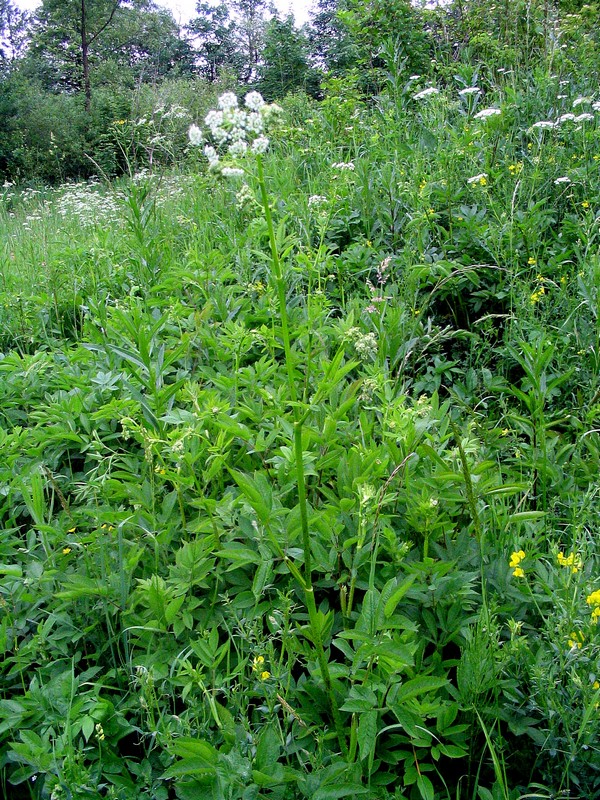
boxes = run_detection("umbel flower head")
[188,91,282,175]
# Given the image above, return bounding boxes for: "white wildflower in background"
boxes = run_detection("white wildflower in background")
[557,113,576,124]
[474,107,501,119]
[332,161,355,171]
[218,92,238,111]
[228,140,248,157]
[554,176,571,184]
[308,195,328,207]
[188,124,203,146]
[573,96,592,107]
[245,91,265,112]
[252,136,269,154]
[236,184,255,209]
[409,75,421,80]
[413,87,440,100]
[204,145,219,169]
[531,121,555,130]
[222,167,244,177]
[574,113,594,122]
[459,87,481,96]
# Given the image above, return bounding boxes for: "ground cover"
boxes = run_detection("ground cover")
[0,64,599,799]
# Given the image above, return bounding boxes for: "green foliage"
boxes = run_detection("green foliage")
[1,6,600,798]
[258,16,320,101]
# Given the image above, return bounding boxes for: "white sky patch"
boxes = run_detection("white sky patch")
[15,0,314,27]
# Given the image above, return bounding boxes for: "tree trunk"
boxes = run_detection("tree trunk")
[81,0,91,111]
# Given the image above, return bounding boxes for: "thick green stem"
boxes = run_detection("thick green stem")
[256,154,347,758]
[256,155,297,406]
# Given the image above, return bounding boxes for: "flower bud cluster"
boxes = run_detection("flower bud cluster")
[189,91,282,176]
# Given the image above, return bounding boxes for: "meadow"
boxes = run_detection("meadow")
[0,56,599,800]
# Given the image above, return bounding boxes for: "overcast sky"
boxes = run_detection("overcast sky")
[15,0,314,27]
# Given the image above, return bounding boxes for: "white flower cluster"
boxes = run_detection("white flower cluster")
[55,181,120,227]
[331,161,355,171]
[413,87,440,101]
[528,110,597,133]
[474,107,501,120]
[189,91,281,176]
[308,195,328,207]
[459,87,481,97]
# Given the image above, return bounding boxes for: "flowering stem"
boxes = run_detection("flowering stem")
[255,153,347,758]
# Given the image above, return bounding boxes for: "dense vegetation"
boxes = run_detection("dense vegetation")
[1,1,600,798]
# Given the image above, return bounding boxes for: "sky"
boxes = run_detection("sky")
[15,0,314,27]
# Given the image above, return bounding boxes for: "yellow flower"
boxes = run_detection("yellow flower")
[252,655,267,675]
[593,680,600,690]
[586,590,600,606]
[528,257,537,265]
[557,551,582,573]
[67,526,76,533]
[530,286,546,304]
[581,201,590,209]
[560,276,567,285]
[592,607,600,623]
[568,631,584,649]
[260,671,271,681]
[62,547,72,555]
[509,551,526,578]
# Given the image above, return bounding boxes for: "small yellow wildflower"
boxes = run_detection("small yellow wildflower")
[509,550,526,578]
[568,631,584,649]
[560,276,567,285]
[62,547,72,555]
[501,428,510,436]
[528,257,537,265]
[582,201,590,209]
[586,589,600,606]
[67,526,76,533]
[593,680,600,690]
[593,607,600,622]
[260,671,271,681]
[419,179,427,191]
[530,286,546,304]
[557,551,582,573]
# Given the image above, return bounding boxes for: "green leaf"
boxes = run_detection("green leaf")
[394,676,448,704]
[357,709,378,762]
[313,786,370,799]
[507,511,546,522]
[340,686,378,713]
[162,759,216,779]
[0,564,23,578]
[384,574,417,618]
[417,774,435,800]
